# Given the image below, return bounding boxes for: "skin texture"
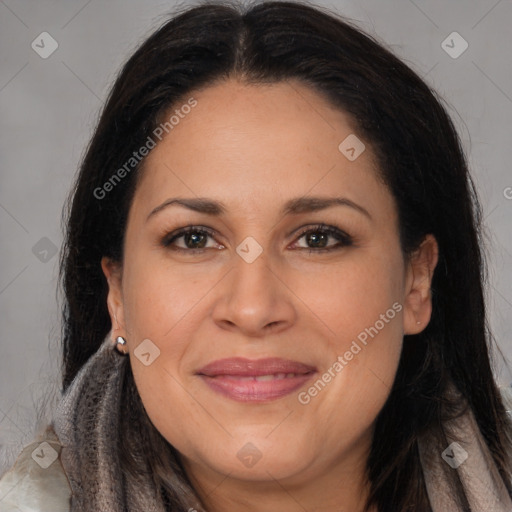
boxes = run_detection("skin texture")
[101,78,438,512]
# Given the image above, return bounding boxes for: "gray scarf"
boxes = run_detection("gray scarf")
[51,334,512,511]
[52,334,202,512]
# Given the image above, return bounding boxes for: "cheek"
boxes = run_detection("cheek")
[120,258,199,406]
[294,252,404,425]
[291,249,404,344]
[121,249,210,341]
[121,260,207,450]
[129,357,207,458]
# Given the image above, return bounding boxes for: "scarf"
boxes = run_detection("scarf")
[51,333,512,511]
[52,334,202,512]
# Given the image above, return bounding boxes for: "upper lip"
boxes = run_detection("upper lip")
[197,357,317,377]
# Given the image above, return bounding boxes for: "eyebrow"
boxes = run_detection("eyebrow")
[146,196,372,222]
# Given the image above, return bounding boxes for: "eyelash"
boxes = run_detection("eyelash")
[161,224,354,254]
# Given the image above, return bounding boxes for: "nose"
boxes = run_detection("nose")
[211,248,296,338]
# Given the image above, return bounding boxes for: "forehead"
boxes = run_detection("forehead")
[131,78,393,221]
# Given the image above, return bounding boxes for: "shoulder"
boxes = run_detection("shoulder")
[0,425,71,512]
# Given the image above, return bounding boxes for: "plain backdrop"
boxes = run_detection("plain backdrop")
[1,0,511,474]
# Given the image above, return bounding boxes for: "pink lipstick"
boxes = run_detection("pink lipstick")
[196,357,316,402]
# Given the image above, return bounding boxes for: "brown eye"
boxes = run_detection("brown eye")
[292,224,353,252]
[162,226,222,252]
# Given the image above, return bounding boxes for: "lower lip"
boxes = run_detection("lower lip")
[198,374,315,402]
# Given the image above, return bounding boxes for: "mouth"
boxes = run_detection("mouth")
[196,357,317,402]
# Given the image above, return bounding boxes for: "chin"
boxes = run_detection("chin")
[200,437,315,482]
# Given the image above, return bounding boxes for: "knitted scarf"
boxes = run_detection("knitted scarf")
[52,334,202,512]
[51,334,512,511]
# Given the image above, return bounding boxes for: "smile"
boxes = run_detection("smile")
[196,357,317,402]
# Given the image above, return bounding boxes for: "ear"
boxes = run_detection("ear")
[402,234,439,335]
[101,256,127,346]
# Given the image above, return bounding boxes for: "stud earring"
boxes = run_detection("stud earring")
[416,321,421,325]
[115,336,127,355]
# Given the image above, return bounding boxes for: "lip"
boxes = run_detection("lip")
[196,357,317,402]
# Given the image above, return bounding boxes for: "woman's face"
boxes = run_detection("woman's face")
[102,78,437,507]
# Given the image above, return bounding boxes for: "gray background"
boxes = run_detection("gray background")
[0,0,511,474]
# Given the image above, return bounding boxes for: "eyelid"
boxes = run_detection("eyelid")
[161,225,221,249]
[161,223,353,253]
[289,223,353,250]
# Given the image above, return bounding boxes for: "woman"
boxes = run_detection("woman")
[1,1,511,511]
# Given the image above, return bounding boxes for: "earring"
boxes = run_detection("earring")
[416,321,421,325]
[115,336,127,355]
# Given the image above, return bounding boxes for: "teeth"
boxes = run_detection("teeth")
[219,373,300,381]
[254,373,298,381]
[254,374,275,382]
